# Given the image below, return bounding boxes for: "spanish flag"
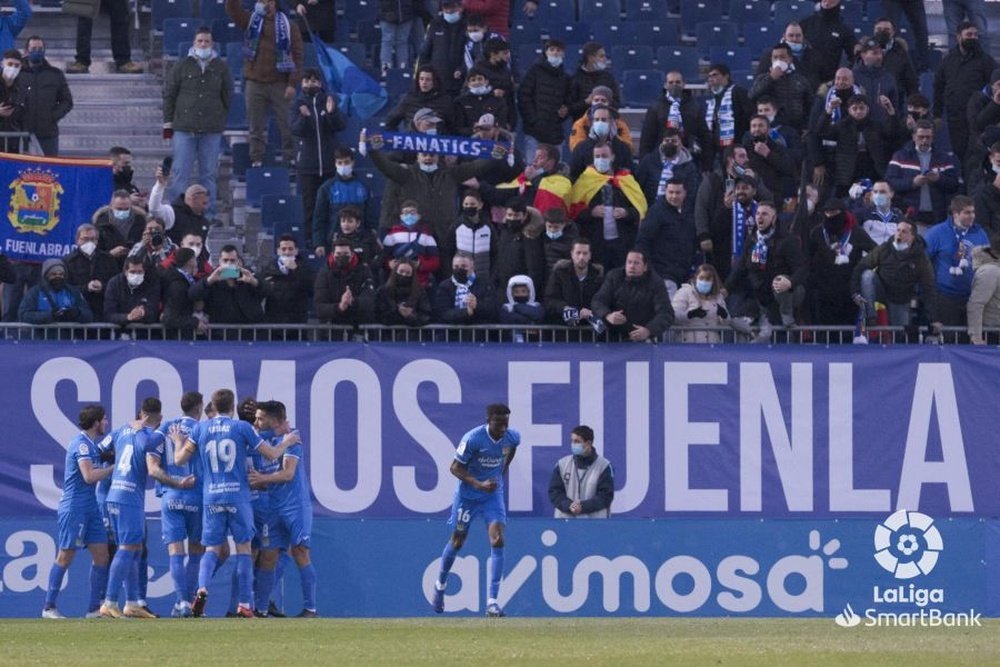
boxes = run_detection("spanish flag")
[568,167,648,221]
[495,173,572,216]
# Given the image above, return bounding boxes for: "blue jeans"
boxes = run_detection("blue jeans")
[168,131,222,217]
[380,20,412,69]
[860,269,912,325]
[943,0,991,53]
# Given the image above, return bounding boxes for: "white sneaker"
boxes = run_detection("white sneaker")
[41,608,66,619]
[84,610,102,619]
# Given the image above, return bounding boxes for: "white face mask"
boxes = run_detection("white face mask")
[468,31,484,42]
[772,59,790,72]
[593,157,612,173]
[442,10,461,23]
[194,47,212,59]
[992,164,1000,175]
[893,241,910,252]
[126,273,144,287]
[79,241,96,256]
[185,244,203,256]
[336,164,353,178]
[591,120,610,136]
[419,163,438,173]
[2,65,19,80]
[469,85,491,95]
[547,55,563,67]
[872,192,891,208]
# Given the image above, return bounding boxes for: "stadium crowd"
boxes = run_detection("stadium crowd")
[3,0,1000,342]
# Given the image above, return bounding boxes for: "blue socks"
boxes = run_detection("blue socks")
[299,563,317,612]
[255,567,276,613]
[44,563,66,608]
[229,568,239,612]
[235,554,253,608]
[169,554,186,604]
[89,564,108,612]
[487,546,504,602]
[198,550,219,591]
[105,549,133,604]
[137,548,148,602]
[125,551,140,603]
[185,552,202,599]
[437,542,459,587]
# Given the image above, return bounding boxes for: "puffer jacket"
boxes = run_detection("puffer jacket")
[518,56,571,145]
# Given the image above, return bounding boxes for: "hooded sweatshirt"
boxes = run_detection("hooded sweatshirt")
[499,273,544,324]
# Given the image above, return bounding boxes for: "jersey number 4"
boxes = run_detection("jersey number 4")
[116,444,134,475]
[205,439,237,474]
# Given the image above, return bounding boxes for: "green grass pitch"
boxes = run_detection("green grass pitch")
[2,618,998,665]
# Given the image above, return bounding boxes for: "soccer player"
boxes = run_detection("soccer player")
[246,400,287,617]
[42,405,115,619]
[432,403,519,617]
[100,398,195,618]
[250,400,317,617]
[171,388,298,618]
[156,391,206,617]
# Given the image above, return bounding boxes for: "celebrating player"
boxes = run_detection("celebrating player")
[432,403,519,617]
[247,400,286,617]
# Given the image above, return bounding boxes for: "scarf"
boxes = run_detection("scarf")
[665,94,683,132]
[950,224,972,275]
[732,200,757,259]
[452,276,474,309]
[822,227,853,265]
[244,9,295,73]
[704,86,735,146]
[656,156,677,197]
[824,84,861,123]
[751,225,773,268]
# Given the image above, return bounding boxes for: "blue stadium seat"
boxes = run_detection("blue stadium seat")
[353,0,378,21]
[516,44,543,77]
[231,142,250,181]
[212,19,244,45]
[544,21,592,45]
[927,48,943,71]
[867,0,887,20]
[340,116,367,149]
[709,46,753,69]
[728,0,770,27]
[303,42,319,68]
[338,42,368,67]
[175,40,193,59]
[354,168,386,196]
[152,0,193,31]
[246,167,291,207]
[383,69,413,99]
[162,18,199,52]
[730,68,755,88]
[840,1,865,29]
[274,218,308,250]
[633,20,682,48]
[919,71,934,106]
[695,21,740,51]
[226,41,244,85]
[742,21,778,56]
[564,43,585,64]
[578,0,621,24]
[623,0,657,21]
[226,92,247,130]
[262,194,304,233]
[611,45,655,72]
[772,1,811,28]
[510,21,544,47]
[200,0,228,22]
[621,69,665,108]
[334,19,353,43]
[655,46,700,81]
[534,0,576,21]
[680,0,727,37]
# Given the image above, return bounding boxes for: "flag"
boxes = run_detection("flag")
[568,167,647,220]
[308,28,387,119]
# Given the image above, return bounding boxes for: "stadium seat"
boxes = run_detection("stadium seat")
[680,0,727,37]
[175,40,192,59]
[544,22,591,45]
[383,69,413,100]
[338,42,368,68]
[621,69,665,108]
[533,0,576,21]
[226,92,247,130]
[226,41,244,85]
[353,0,378,21]
[231,142,251,181]
[262,194,304,233]
[211,19,244,45]
[730,68,755,88]
[695,21,740,51]
[303,43,319,68]
[246,167,291,207]
[151,0,193,31]
[633,20,682,48]
[200,0,228,22]
[655,46,700,81]
[611,45,655,72]
[772,1,811,28]
[578,0,621,24]
[742,21,777,56]
[162,18,199,53]
[623,0,656,21]
[840,1,865,29]
[516,44,543,77]
[510,21,544,47]
[354,167,386,195]
[708,46,753,70]
[274,218,308,250]
[728,1,770,27]
[919,71,934,106]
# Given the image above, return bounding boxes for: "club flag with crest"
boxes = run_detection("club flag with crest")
[308,28,388,119]
[0,153,113,263]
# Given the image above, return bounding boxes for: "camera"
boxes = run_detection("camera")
[151,232,164,247]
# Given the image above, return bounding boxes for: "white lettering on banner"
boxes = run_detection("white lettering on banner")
[897,364,973,512]
[715,555,762,612]
[1,530,56,593]
[310,359,382,513]
[507,362,571,512]
[616,363,651,513]
[196,359,298,425]
[829,364,891,512]
[740,363,814,512]
[664,362,728,511]
[579,362,604,447]
[3,239,73,257]
[392,360,462,512]
[198,359,237,404]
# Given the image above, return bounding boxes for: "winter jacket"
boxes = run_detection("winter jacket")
[517,57,571,145]
[103,273,161,325]
[290,88,346,177]
[540,221,578,274]
[635,146,700,215]
[700,84,753,162]
[380,221,441,287]
[749,68,814,131]
[933,43,996,117]
[800,4,856,85]
[313,175,374,247]
[850,238,938,313]
[226,0,304,87]
[974,178,1000,236]
[967,246,1000,340]
[441,215,497,280]
[418,15,467,95]
[817,113,900,188]
[885,143,960,222]
[850,63,899,121]
[882,38,918,100]
[189,273,267,324]
[591,265,673,340]
[166,195,211,245]
[19,260,92,324]
[332,228,382,276]
[260,255,315,323]
[63,248,119,319]
[755,42,823,91]
[726,225,808,312]
[163,52,233,134]
[568,135,634,181]
[374,279,432,326]
[159,268,200,330]
[543,258,604,323]
[740,135,797,198]
[432,275,499,323]
[806,215,877,325]
[671,282,732,343]
[314,255,375,324]
[384,88,458,132]
[499,273,544,324]
[639,89,711,166]
[0,77,26,139]
[454,88,512,134]
[92,207,146,258]
[20,58,72,139]
[493,221,545,292]
[635,198,696,286]
[569,115,632,153]
[567,66,620,119]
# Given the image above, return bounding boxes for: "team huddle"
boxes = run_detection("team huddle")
[41,389,315,619]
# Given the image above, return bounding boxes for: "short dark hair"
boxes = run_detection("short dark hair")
[756,95,777,108]
[303,67,322,80]
[571,237,591,251]
[109,146,131,158]
[462,189,482,203]
[332,237,353,250]
[505,197,526,213]
[78,404,105,430]
[180,391,203,415]
[913,119,934,134]
[906,93,930,109]
[125,256,144,269]
[195,25,212,36]
[334,146,355,161]
[873,16,895,29]
[957,20,977,34]
[277,233,297,246]
[112,189,132,199]
[771,43,792,59]
[220,244,240,256]
[664,177,686,189]
[237,396,257,423]
[544,38,566,51]
[24,35,43,49]
[708,63,731,77]
[897,219,917,235]
[626,247,648,264]
[2,49,21,60]
[339,204,362,221]
[571,425,594,443]
[756,200,778,211]
[257,400,286,421]
[950,194,975,213]
[212,389,235,415]
[141,397,162,415]
[486,403,511,418]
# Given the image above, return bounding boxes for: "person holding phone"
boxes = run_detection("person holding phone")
[149,163,212,246]
[188,245,267,326]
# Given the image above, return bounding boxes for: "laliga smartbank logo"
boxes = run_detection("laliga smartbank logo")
[835,510,980,628]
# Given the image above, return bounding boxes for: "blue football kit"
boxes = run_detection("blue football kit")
[448,424,521,531]
[156,416,203,545]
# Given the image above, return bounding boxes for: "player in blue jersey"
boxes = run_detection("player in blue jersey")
[172,388,298,618]
[42,405,115,619]
[156,391,206,617]
[99,398,195,618]
[432,403,519,617]
[250,400,317,617]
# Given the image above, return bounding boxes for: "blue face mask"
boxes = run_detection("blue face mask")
[442,10,461,23]
[546,230,563,240]
[571,443,585,456]
[27,49,44,63]
[695,279,713,295]
[401,213,419,227]
[419,163,438,173]
[787,42,804,54]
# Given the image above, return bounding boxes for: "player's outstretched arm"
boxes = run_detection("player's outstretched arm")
[78,458,113,485]
[258,431,301,461]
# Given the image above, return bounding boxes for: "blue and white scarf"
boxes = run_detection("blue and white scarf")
[824,84,861,123]
[950,224,972,275]
[244,9,295,73]
[750,225,772,268]
[822,227,853,265]
[732,200,757,259]
[665,94,683,132]
[705,86,735,146]
[656,158,677,197]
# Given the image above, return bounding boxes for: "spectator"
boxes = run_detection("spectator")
[0,48,25,153]
[755,21,822,91]
[903,93,945,151]
[163,27,233,219]
[499,274,544,329]
[636,178,695,299]
[128,218,175,274]
[292,0,335,42]
[442,189,496,279]
[933,21,996,168]
[459,14,498,76]
[108,146,144,207]
[567,41,620,120]
[800,0,856,86]
[807,67,860,189]
[753,95,804,167]
[886,120,960,230]
[974,142,1000,235]
[591,248,672,342]
[548,425,613,518]
[749,43,813,133]
[856,180,905,245]
[314,238,376,325]
[851,219,938,327]
[568,104,633,180]
[464,113,522,188]
[568,85,631,153]
[417,0,468,96]
[924,195,990,327]
[149,166,212,244]
[20,35,72,156]
[872,17,919,100]
[226,0,305,167]
[806,199,877,325]
[432,252,498,323]
[160,232,213,280]
[313,147,374,255]
[65,0,140,74]
[639,70,710,168]
[543,237,604,326]
[93,189,146,265]
[570,141,647,271]
[636,126,700,213]
[967,233,1000,344]
[454,66,510,134]
[331,206,381,275]
[63,224,118,320]
[481,143,571,216]
[384,66,457,132]
[706,171,761,282]
[726,200,807,339]
[19,258,92,324]
[701,64,753,170]
[493,199,544,293]
[539,206,577,276]
[742,114,797,199]
[378,0,415,76]
[374,259,432,326]
[942,0,992,53]
[380,200,441,287]
[461,0,509,38]
[291,67,345,244]
[517,38,571,157]
[881,1,930,73]
[817,94,900,198]
[260,233,314,323]
[476,35,514,104]
[159,247,208,336]
[671,264,742,343]
[851,37,901,123]
[189,245,266,325]
[0,0,29,55]
[103,256,160,327]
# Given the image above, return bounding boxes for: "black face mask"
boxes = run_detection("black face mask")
[303,85,320,95]
[661,144,678,158]
[505,217,524,230]
[462,206,480,219]
[824,213,846,234]
[962,38,979,52]
[513,294,529,304]
[48,278,65,290]
[117,165,133,182]
[395,275,412,288]
[452,268,469,283]
[875,31,892,47]
[334,255,350,269]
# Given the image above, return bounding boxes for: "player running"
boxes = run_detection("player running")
[432,403,519,617]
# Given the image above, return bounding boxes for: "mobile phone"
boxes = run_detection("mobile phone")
[161,156,173,177]
[220,266,240,280]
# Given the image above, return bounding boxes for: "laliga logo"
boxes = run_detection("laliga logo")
[873,510,942,579]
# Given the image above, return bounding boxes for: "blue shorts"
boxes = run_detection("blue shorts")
[105,502,145,546]
[252,504,288,550]
[99,503,115,543]
[276,503,312,548]
[202,502,255,546]
[160,496,203,545]
[447,492,506,533]
[56,508,106,550]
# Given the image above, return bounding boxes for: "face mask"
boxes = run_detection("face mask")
[662,143,678,158]
[962,38,979,52]
[872,192,891,208]
[419,163,438,173]
[254,2,266,14]
[469,85,491,95]
[546,55,563,67]
[336,164,353,178]
[278,254,295,267]
[824,213,845,233]
[806,199,816,213]
[591,120,610,136]
[695,279,713,295]
[2,65,19,79]
[79,241,97,256]
[772,59,789,72]
[302,85,320,95]
[875,31,892,47]
[334,255,350,268]
[710,84,725,95]
[992,165,1000,175]
[893,241,910,252]
[665,85,683,98]
[462,206,480,218]
[27,50,44,63]
[186,244,203,256]
[194,47,212,59]
[423,127,438,135]
[401,213,420,226]
[442,10,461,23]
[764,113,776,124]
[505,216,524,229]
[546,230,563,240]
[117,165,133,181]
[593,157,612,173]
[395,275,412,287]
[513,294,530,303]
[48,278,65,290]
[468,30,484,42]
[452,268,469,283]
[593,60,608,71]
[112,209,130,220]
[787,41,803,54]
[126,273,144,287]
[571,443,585,456]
